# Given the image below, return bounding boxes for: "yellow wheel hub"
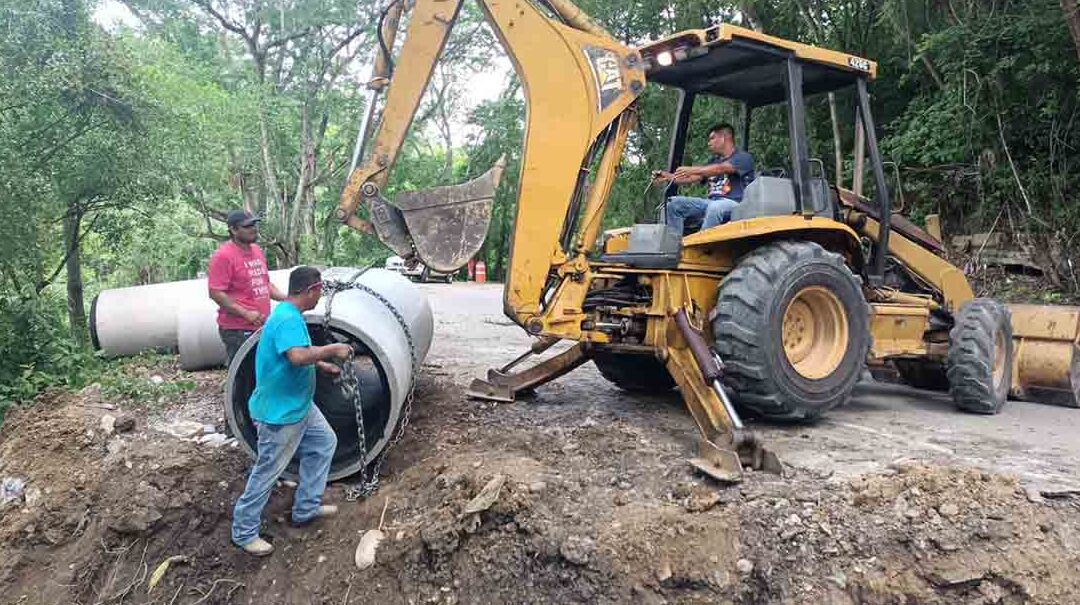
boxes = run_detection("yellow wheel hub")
[782,286,849,380]
[992,329,1006,388]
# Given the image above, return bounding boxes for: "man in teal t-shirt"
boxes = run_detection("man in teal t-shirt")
[231,266,351,557]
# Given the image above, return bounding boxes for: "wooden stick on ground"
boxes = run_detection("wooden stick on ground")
[378,497,390,531]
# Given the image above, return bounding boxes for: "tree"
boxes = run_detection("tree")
[1,0,161,342]
[125,0,376,265]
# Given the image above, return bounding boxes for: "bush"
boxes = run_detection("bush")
[0,291,99,420]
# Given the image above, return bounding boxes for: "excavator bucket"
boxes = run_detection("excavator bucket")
[391,157,506,274]
[1009,304,1080,407]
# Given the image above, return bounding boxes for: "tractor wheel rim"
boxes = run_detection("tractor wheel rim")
[782,286,849,380]
[992,329,1007,388]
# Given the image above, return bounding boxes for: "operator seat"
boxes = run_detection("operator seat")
[730,176,837,221]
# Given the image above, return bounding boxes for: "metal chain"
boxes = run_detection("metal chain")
[322,271,418,502]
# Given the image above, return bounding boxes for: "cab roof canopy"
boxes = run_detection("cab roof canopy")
[638,24,877,107]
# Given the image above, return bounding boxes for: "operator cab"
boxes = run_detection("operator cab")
[644,25,880,226]
[603,24,896,284]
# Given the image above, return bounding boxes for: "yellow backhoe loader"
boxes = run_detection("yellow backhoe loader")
[335,0,1079,481]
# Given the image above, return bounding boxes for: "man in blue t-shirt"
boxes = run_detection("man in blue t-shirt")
[654,122,756,235]
[231,266,352,557]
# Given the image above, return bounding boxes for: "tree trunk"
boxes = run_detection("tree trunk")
[919,55,946,90]
[63,208,87,345]
[441,114,454,180]
[828,92,844,187]
[1062,0,1080,65]
[432,70,456,180]
[258,104,281,219]
[853,113,866,196]
[739,1,764,32]
[285,103,314,265]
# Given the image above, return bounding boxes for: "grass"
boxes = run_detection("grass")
[95,353,197,411]
[0,352,197,427]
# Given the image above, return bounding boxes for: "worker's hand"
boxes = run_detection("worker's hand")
[240,308,265,326]
[326,343,353,361]
[651,169,674,184]
[316,361,341,376]
[672,166,699,180]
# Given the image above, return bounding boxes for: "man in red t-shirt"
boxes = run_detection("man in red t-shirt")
[208,210,286,365]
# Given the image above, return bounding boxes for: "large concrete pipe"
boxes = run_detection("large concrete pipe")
[91,278,197,356]
[90,270,290,370]
[224,268,433,481]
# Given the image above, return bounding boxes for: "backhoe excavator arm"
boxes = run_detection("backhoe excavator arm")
[337,1,778,482]
[335,0,646,327]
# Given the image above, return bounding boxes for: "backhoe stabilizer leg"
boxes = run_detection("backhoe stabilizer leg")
[689,429,780,482]
[467,342,589,403]
[730,428,783,474]
[668,351,783,481]
[690,438,744,484]
[668,308,783,482]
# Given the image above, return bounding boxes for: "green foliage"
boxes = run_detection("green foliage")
[95,354,196,409]
[0,291,95,410]
[464,85,525,280]
[881,2,1080,231]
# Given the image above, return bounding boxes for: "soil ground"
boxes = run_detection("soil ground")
[4,282,1080,604]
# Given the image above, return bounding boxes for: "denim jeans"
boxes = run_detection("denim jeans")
[665,196,740,234]
[219,328,255,367]
[231,405,338,546]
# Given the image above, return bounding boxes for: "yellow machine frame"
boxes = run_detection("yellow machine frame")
[335,0,1009,480]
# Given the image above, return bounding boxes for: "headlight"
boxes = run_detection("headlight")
[656,50,674,67]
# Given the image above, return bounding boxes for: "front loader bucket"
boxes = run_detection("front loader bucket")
[1009,304,1080,407]
[392,157,506,273]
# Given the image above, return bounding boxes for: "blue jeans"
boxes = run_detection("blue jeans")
[665,196,739,234]
[231,405,338,546]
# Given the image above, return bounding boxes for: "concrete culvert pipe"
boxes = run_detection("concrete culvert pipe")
[224,268,433,481]
[90,270,291,369]
[91,279,199,356]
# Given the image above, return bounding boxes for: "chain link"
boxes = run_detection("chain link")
[322,270,418,502]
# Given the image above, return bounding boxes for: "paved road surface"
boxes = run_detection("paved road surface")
[420,282,1080,491]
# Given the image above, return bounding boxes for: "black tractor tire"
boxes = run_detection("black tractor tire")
[894,359,950,391]
[592,351,676,394]
[712,240,870,420]
[946,298,1013,414]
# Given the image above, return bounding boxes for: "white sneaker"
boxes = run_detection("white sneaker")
[291,504,338,527]
[238,536,274,557]
[317,504,339,518]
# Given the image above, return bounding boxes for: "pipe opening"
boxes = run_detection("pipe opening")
[89,294,101,351]
[228,321,392,478]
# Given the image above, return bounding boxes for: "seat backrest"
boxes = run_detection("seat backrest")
[625,223,682,255]
[731,176,835,221]
[598,223,682,269]
[731,176,796,221]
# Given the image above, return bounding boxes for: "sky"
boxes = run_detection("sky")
[92,0,140,29]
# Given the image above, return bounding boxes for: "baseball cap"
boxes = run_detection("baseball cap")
[226,210,261,228]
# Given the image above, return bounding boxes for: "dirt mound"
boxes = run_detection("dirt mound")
[734,465,1080,604]
[0,385,248,605]
[4,345,1080,604]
